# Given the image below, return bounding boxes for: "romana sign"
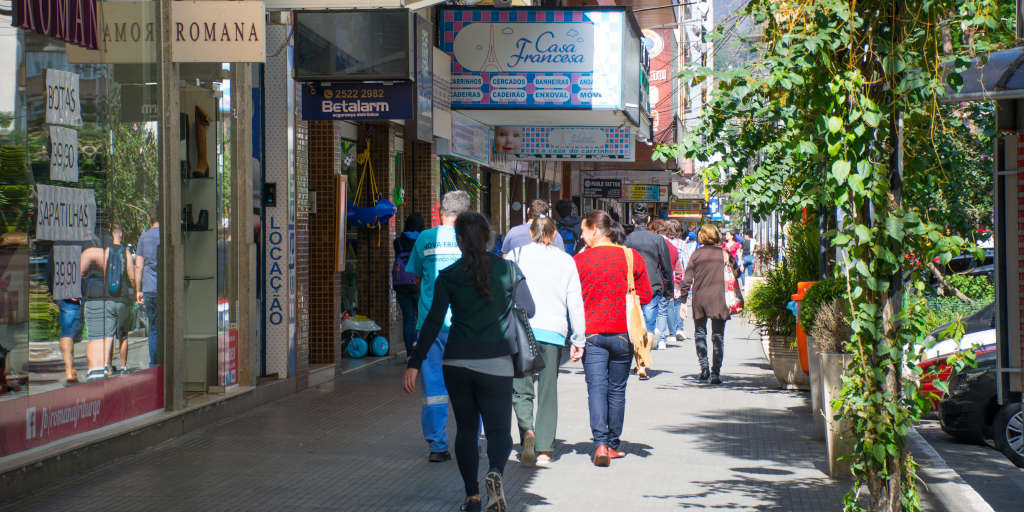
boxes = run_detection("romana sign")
[170,1,265,63]
[12,0,99,50]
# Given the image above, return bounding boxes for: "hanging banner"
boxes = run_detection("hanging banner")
[170,1,266,63]
[493,126,634,161]
[669,198,703,218]
[35,185,96,242]
[441,8,625,109]
[49,126,79,182]
[621,184,666,203]
[415,15,434,143]
[448,113,492,165]
[301,82,414,121]
[45,70,83,127]
[51,245,83,300]
[583,178,622,198]
[13,0,100,50]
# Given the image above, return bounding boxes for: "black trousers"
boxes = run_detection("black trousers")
[693,317,727,374]
[443,365,513,497]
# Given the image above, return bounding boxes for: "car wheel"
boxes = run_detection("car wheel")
[993,402,1024,468]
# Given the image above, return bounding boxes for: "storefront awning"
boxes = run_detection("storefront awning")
[946,47,1024,101]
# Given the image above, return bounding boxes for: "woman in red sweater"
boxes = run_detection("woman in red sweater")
[573,210,653,467]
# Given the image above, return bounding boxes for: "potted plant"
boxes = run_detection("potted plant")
[799,279,846,437]
[809,297,854,478]
[747,263,808,389]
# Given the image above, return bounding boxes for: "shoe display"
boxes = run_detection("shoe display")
[593,445,610,467]
[194,105,210,177]
[484,472,507,512]
[520,431,536,467]
[710,374,722,385]
[428,450,451,463]
[195,209,209,231]
[699,369,710,381]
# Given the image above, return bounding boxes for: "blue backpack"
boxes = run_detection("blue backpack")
[392,250,418,289]
[106,245,127,296]
[558,228,578,255]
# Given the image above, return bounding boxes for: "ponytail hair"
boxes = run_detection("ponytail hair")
[530,216,557,244]
[455,212,493,298]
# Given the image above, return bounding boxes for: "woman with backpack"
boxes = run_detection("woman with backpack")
[679,224,742,385]
[505,215,586,467]
[403,212,534,512]
[573,210,652,466]
[393,213,425,354]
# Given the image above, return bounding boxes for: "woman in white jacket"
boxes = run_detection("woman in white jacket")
[506,216,586,467]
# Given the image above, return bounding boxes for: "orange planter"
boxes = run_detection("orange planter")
[792,281,818,374]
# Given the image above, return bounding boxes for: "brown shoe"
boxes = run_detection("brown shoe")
[593,445,610,467]
[609,448,626,459]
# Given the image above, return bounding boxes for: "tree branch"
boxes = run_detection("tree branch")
[926,261,973,302]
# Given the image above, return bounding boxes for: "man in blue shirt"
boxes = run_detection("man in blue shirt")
[406,190,470,462]
[135,211,160,367]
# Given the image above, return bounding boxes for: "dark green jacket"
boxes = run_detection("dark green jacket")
[408,253,534,370]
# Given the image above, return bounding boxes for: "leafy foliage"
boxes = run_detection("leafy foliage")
[655,1,1003,509]
[944,274,994,301]
[746,262,798,336]
[801,278,846,332]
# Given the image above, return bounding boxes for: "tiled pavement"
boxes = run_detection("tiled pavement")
[3,318,867,511]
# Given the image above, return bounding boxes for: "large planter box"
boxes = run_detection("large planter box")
[768,335,810,390]
[821,352,854,479]
[808,336,825,440]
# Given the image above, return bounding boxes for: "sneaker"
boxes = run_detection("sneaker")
[520,431,536,467]
[657,341,667,351]
[484,471,508,512]
[676,330,686,341]
[428,450,451,463]
[118,368,131,376]
[710,374,722,385]
[536,453,553,466]
[609,447,626,459]
[698,369,710,381]
[86,369,106,382]
[460,498,482,512]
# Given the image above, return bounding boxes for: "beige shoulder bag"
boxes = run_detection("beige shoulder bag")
[623,247,653,369]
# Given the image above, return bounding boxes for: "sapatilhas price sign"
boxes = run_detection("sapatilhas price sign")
[52,245,83,301]
[49,126,79,182]
[45,69,83,127]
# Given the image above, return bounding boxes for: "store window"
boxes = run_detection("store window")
[1,1,164,457]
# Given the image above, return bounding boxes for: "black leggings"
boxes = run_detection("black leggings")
[443,365,513,497]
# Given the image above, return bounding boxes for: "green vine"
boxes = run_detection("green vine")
[655,1,1004,510]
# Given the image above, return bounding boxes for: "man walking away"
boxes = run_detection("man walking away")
[554,199,582,255]
[406,191,470,463]
[136,210,160,367]
[81,223,136,381]
[501,199,564,254]
[624,207,674,366]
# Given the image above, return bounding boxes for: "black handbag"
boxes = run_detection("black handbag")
[504,258,545,378]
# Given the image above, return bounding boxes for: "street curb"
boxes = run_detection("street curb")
[907,428,995,512]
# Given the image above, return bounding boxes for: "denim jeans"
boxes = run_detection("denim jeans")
[396,291,418,354]
[693,317,726,374]
[144,293,158,366]
[642,295,668,344]
[583,333,632,450]
[667,297,684,337]
[421,330,450,452]
[741,255,754,286]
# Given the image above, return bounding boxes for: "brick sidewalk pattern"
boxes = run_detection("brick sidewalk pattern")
[2,319,856,511]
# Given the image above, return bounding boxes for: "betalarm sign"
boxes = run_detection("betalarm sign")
[170,1,265,63]
[12,0,100,50]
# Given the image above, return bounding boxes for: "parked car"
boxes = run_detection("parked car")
[940,354,1024,468]
[917,303,996,408]
[944,247,994,277]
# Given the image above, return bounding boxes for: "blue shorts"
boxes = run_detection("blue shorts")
[59,300,84,340]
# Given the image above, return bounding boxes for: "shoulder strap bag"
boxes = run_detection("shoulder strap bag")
[503,258,545,378]
[623,247,653,369]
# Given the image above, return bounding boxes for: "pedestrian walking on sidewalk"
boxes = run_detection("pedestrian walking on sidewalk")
[404,212,534,512]
[679,224,742,385]
[624,207,674,363]
[664,220,688,343]
[505,216,586,467]
[394,212,425,354]
[502,199,564,254]
[650,219,680,350]
[406,192,470,462]
[574,210,652,466]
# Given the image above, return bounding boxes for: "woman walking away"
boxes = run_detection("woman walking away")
[394,212,425,354]
[574,210,652,466]
[506,216,586,467]
[679,224,742,385]
[403,212,533,512]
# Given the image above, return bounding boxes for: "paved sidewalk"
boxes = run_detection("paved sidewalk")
[2,319,857,511]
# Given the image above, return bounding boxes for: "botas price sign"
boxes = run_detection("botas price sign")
[49,126,79,182]
[45,69,82,126]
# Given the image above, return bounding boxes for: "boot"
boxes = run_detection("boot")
[179,112,191,179]
[193,106,210,177]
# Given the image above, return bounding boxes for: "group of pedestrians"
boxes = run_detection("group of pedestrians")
[396,192,744,512]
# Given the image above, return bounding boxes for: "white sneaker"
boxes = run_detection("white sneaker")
[657,341,667,351]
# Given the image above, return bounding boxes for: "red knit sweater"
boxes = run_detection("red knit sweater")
[574,245,654,335]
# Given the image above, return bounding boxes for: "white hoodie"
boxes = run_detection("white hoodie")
[507,243,586,348]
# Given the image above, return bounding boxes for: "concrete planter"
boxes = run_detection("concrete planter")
[768,335,810,390]
[807,337,825,440]
[821,352,854,479]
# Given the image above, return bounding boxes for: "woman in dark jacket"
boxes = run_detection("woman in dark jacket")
[679,224,741,385]
[403,212,534,512]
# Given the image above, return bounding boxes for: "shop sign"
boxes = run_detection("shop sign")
[0,366,163,456]
[441,8,624,109]
[34,184,96,242]
[12,0,99,50]
[433,47,452,140]
[669,198,703,218]
[449,113,491,165]
[708,195,724,220]
[301,82,414,121]
[583,178,622,199]
[493,126,634,161]
[415,15,434,143]
[170,1,265,63]
[64,1,157,64]
[51,245,82,300]
[45,69,82,127]
[49,126,79,182]
[219,327,238,389]
[643,28,675,137]
[622,184,666,203]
